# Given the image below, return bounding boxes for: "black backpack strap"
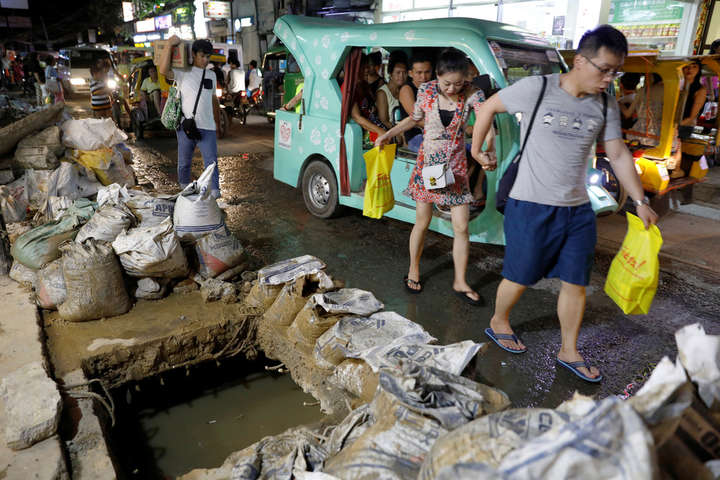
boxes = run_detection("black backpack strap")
[191,68,206,118]
[515,75,547,163]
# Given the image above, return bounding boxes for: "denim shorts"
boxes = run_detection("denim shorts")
[502,198,597,287]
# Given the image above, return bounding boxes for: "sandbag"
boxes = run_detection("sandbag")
[125,190,175,227]
[9,260,36,286]
[173,163,223,242]
[73,148,136,187]
[287,300,343,348]
[112,218,189,278]
[263,276,311,328]
[46,161,102,200]
[58,240,131,322]
[257,255,327,286]
[314,312,436,370]
[245,281,282,311]
[13,126,64,170]
[314,288,383,316]
[75,203,135,243]
[24,169,53,210]
[361,341,483,376]
[46,196,74,221]
[10,199,95,270]
[96,183,131,208]
[35,259,66,310]
[195,225,244,278]
[6,222,32,244]
[61,118,128,151]
[329,359,379,402]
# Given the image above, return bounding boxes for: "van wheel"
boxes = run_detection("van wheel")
[302,161,339,219]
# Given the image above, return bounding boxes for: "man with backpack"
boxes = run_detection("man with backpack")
[471,25,658,383]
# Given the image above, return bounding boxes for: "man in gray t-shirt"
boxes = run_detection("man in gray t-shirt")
[471,25,658,383]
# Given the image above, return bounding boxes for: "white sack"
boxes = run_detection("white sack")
[126,190,175,228]
[0,183,28,222]
[112,218,189,278]
[314,288,383,316]
[46,161,102,200]
[61,118,128,150]
[173,163,223,242]
[96,183,131,208]
[76,203,135,243]
[676,323,720,408]
[195,224,245,278]
[258,255,327,286]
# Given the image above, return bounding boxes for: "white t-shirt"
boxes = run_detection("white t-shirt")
[227,69,245,94]
[173,66,216,131]
[248,68,261,91]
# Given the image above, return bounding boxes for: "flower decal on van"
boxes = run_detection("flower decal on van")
[404,30,416,41]
[310,128,322,145]
[369,32,378,41]
[319,97,329,110]
[321,35,331,49]
[290,38,297,49]
[324,136,337,154]
[321,124,328,133]
[321,69,330,80]
[315,55,322,65]
[340,32,350,42]
[313,39,319,47]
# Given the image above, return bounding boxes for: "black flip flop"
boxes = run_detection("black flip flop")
[453,289,484,306]
[404,276,422,294]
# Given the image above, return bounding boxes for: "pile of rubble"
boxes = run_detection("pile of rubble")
[2,109,248,321]
[0,95,43,128]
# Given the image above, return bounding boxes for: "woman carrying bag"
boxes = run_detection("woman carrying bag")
[375,48,494,305]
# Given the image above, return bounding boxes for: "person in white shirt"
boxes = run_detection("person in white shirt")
[158,36,222,198]
[226,59,244,94]
[247,60,261,96]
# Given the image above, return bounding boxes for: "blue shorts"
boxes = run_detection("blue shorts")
[502,198,597,287]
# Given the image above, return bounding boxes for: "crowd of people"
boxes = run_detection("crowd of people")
[0,46,65,105]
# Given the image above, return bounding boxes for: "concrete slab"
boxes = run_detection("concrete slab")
[0,275,68,477]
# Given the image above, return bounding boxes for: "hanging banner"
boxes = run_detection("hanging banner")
[609,0,684,24]
[203,1,231,19]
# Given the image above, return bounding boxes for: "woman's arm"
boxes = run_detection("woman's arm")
[681,86,708,126]
[351,103,386,135]
[375,116,419,148]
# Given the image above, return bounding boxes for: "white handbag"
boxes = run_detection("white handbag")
[422,163,455,189]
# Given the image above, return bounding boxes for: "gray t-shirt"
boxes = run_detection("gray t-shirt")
[498,73,622,207]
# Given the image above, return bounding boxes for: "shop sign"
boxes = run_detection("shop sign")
[155,13,172,30]
[0,0,29,9]
[168,24,194,40]
[175,7,192,24]
[203,1,231,19]
[552,16,565,36]
[609,0,684,24]
[208,19,228,35]
[240,16,253,27]
[135,18,155,33]
[122,2,134,22]
[133,34,147,43]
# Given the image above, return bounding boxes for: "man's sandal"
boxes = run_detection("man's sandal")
[484,328,527,354]
[556,358,603,383]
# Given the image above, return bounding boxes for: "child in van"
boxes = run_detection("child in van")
[350,54,387,143]
[90,58,112,118]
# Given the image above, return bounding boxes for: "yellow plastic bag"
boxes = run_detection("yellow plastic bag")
[604,212,663,315]
[362,144,396,219]
[74,148,114,185]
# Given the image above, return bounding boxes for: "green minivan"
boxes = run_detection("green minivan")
[272,15,570,245]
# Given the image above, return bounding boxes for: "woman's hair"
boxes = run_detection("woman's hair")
[436,47,469,77]
[684,61,704,119]
[388,50,408,75]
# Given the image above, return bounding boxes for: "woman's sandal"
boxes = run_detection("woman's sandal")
[403,276,422,294]
[453,289,484,306]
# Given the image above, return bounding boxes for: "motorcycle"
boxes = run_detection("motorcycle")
[231,88,263,125]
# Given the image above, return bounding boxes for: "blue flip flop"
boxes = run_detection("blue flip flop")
[556,358,603,383]
[484,328,527,354]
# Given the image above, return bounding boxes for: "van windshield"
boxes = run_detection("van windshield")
[65,50,111,69]
[489,41,563,85]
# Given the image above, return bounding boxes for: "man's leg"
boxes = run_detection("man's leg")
[150,90,162,117]
[450,203,480,301]
[197,129,220,198]
[406,201,433,290]
[176,128,195,189]
[556,281,599,379]
[489,279,527,350]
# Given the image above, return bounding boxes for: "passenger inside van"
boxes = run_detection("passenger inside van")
[399,53,434,151]
[376,51,408,141]
[350,54,387,142]
[366,51,385,95]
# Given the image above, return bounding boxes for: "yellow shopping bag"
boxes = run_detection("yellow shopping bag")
[363,145,396,219]
[604,212,663,315]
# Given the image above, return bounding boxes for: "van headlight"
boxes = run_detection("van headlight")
[107,78,118,90]
[69,77,85,85]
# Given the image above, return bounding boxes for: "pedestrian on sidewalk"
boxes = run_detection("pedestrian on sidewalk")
[471,25,658,383]
[158,36,222,199]
[376,47,494,305]
[25,52,44,106]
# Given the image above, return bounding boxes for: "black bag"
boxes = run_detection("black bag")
[496,76,547,214]
[180,68,206,141]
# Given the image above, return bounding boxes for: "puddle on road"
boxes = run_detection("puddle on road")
[110,356,324,479]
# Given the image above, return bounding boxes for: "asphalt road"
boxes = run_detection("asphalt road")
[67,94,720,408]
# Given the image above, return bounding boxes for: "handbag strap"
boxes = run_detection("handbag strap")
[191,68,206,118]
[514,75,547,164]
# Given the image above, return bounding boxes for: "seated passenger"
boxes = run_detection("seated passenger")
[366,51,385,95]
[351,54,387,142]
[376,52,408,141]
[226,60,244,94]
[141,65,163,117]
[399,53,433,151]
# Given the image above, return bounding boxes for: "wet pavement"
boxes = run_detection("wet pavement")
[128,110,720,409]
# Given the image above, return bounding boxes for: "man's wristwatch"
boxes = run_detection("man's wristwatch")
[634,196,650,207]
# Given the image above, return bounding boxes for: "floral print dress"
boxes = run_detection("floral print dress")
[403,80,485,206]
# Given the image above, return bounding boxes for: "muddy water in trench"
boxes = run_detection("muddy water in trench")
[112,357,323,478]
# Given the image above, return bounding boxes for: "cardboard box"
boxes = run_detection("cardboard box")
[153,40,190,69]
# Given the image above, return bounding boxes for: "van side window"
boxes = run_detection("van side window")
[287,55,300,74]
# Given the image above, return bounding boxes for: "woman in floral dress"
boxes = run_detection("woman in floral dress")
[375,47,495,304]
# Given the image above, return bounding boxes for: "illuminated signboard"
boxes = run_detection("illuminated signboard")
[122,2,134,22]
[133,34,147,43]
[135,18,155,33]
[240,16,253,27]
[175,6,191,24]
[203,1,231,19]
[155,13,172,30]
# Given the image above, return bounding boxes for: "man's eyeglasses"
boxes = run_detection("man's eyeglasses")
[582,55,624,79]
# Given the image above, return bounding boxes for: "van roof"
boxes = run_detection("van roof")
[275,15,551,50]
